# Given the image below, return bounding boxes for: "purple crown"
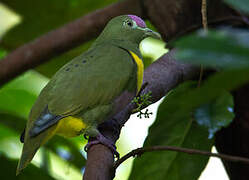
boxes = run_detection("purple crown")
[127,15,146,28]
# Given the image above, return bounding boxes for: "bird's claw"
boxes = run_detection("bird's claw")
[84,134,120,159]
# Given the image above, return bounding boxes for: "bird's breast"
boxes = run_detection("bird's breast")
[128,50,144,94]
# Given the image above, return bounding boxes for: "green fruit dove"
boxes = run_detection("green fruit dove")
[17,15,161,174]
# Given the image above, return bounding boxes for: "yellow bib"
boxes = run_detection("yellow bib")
[128,51,144,94]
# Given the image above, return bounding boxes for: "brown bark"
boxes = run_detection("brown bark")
[144,0,235,42]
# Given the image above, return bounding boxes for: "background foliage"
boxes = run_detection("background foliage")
[0,0,248,179]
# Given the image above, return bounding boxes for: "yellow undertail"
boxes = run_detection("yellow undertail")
[55,116,87,138]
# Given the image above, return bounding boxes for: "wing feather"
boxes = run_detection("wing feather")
[39,45,135,117]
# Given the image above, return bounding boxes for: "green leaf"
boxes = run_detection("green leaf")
[0,154,55,180]
[0,0,115,77]
[0,48,7,59]
[143,56,154,69]
[224,0,249,14]
[0,89,36,119]
[194,92,234,139]
[129,82,213,180]
[0,123,20,139]
[129,64,249,179]
[0,113,27,134]
[175,29,249,69]
[0,71,86,170]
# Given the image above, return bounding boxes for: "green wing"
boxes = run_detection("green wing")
[37,44,136,118]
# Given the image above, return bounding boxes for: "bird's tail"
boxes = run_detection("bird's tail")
[16,126,57,175]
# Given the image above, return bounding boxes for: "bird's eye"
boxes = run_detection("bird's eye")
[127,21,133,27]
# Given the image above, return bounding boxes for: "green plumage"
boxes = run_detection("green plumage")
[17,15,160,174]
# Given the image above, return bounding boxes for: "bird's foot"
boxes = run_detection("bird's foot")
[84,133,120,159]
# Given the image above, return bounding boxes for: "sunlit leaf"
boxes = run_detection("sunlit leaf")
[129,65,249,179]
[224,0,249,14]
[0,89,36,119]
[2,70,48,95]
[129,82,213,180]
[175,29,249,69]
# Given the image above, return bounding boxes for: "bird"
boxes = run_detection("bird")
[17,14,161,174]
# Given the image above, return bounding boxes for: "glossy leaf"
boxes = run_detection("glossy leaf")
[224,0,249,14]
[175,29,249,69]
[129,82,213,180]
[129,65,249,179]
[195,92,234,139]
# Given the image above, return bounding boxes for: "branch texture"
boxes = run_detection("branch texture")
[83,49,199,179]
[114,145,249,169]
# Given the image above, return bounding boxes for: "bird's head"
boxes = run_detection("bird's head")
[95,15,161,44]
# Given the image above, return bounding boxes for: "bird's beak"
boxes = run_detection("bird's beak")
[144,28,161,39]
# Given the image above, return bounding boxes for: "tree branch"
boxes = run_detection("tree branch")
[83,49,200,179]
[0,0,143,85]
[114,145,249,169]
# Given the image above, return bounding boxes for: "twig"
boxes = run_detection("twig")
[197,65,204,88]
[114,145,249,169]
[201,0,208,30]
[198,0,208,88]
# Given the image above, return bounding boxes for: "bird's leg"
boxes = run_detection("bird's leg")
[84,133,120,159]
[98,118,121,137]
